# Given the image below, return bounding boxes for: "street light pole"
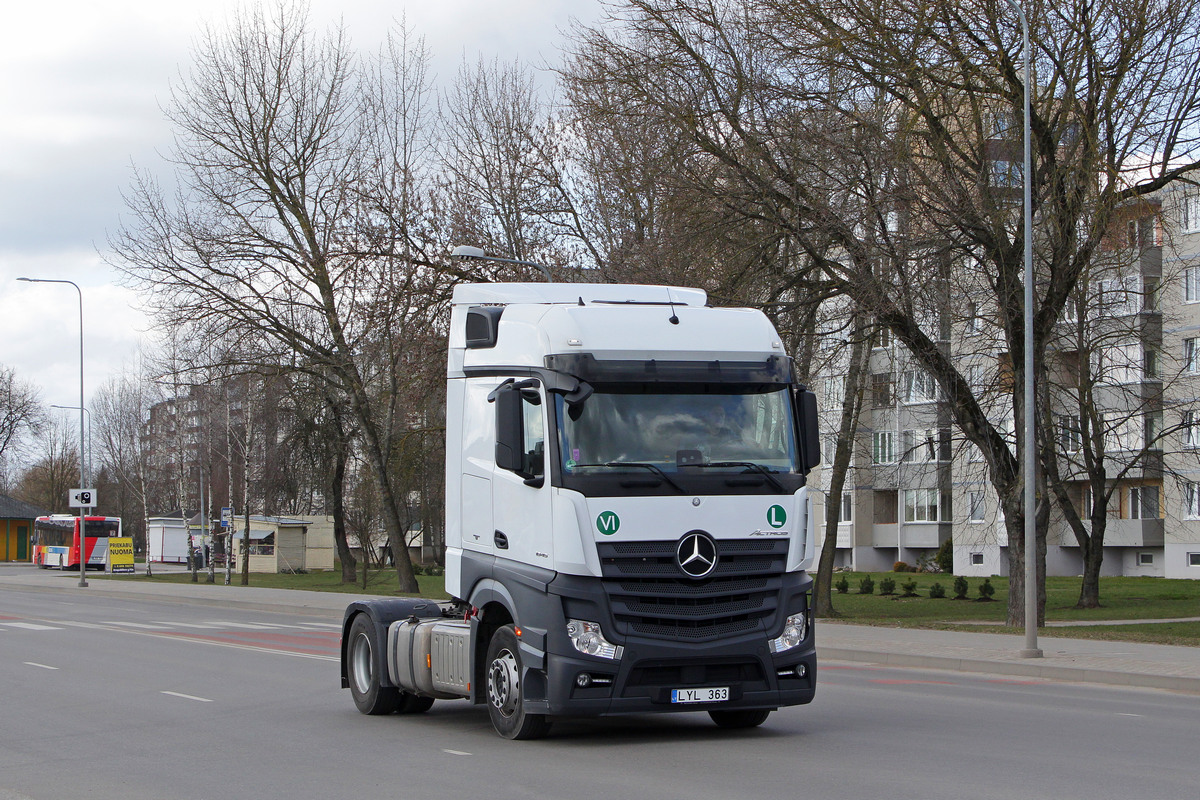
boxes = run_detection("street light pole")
[17,277,88,588]
[1002,0,1042,658]
[450,245,554,281]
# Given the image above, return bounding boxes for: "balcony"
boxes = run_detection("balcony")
[1100,519,1164,548]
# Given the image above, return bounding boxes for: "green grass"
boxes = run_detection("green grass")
[824,573,1200,646]
[100,565,1200,646]
[98,566,449,599]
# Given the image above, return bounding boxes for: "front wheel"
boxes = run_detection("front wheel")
[346,614,401,715]
[485,625,551,740]
[709,708,772,729]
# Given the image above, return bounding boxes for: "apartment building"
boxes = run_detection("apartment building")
[812,185,1200,579]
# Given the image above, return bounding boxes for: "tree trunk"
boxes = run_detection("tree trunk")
[331,445,356,583]
[814,312,870,618]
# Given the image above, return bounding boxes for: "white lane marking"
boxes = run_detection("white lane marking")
[102,621,170,630]
[1116,713,1144,717]
[442,749,472,756]
[152,622,223,629]
[24,662,59,670]
[162,691,213,703]
[298,622,341,629]
[56,621,112,629]
[1,622,62,631]
[204,621,280,630]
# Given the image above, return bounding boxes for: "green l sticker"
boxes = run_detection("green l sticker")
[597,511,621,535]
[767,505,787,528]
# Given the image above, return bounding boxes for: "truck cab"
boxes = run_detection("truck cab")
[342,282,819,738]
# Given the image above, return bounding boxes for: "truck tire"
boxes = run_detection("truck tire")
[346,614,401,715]
[485,624,551,740]
[708,708,772,729]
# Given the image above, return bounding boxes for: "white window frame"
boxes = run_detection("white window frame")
[872,431,896,464]
[1060,414,1082,454]
[902,370,938,404]
[1185,337,1200,373]
[1137,552,1154,566]
[1182,195,1200,234]
[1127,485,1159,520]
[904,488,942,523]
[837,492,853,524]
[1189,552,1200,567]
[970,552,985,566]
[968,490,986,522]
[1185,483,1200,519]
[1185,412,1199,449]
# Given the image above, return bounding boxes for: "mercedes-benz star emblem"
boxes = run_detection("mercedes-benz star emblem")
[676,531,718,578]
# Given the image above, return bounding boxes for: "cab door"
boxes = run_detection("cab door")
[491,380,554,571]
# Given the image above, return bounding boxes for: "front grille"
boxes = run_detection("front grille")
[598,538,788,643]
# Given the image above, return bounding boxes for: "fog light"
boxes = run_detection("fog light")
[576,673,593,688]
[566,619,624,660]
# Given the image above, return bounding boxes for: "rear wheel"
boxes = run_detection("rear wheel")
[708,708,772,729]
[485,625,551,740]
[346,615,401,715]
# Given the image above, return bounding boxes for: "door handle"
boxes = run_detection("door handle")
[494,531,509,549]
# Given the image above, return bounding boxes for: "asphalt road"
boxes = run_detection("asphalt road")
[1,583,1196,800]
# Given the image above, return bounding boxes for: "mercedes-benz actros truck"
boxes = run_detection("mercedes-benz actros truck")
[340,281,820,738]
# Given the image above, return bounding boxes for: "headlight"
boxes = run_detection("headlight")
[768,612,808,653]
[566,619,624,660]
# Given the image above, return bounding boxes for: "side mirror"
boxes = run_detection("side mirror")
[795,387,821,474]
[494,382,525,474]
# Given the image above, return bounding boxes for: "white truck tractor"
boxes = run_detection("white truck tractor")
[340,282,821,739]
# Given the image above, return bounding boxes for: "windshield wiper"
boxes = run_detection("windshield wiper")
[572,461,688,494]
[698,461,786,492]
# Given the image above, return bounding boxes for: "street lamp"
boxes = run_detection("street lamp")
[451,245,554,282]
[18,277,89,588]
[1002,0,1042,658]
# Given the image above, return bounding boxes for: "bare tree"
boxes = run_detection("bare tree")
[110,3,454,592]
[0,364,44,486]
[566,0,1200,624]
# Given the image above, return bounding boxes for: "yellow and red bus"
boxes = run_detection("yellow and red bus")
[32,515,122,570]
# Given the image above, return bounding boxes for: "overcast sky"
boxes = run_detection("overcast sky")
[0,0,600,416]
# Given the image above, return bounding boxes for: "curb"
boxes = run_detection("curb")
[817,646,1200,695]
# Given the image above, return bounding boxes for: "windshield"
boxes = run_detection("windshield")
[555,386,801,495]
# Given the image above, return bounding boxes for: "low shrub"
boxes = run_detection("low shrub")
[858,575,875,595]
[879,577,896,596]
[935,538,954,574]
[835,576,849,594]
[900,579,919,597]
[977,577,996,601]
[893,561,913,573]
[952,575,969,599]
[928,582,946,599]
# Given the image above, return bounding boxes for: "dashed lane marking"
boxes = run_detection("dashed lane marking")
[161,691,213,703]
[24,662,59,670]
[1,622,62,631]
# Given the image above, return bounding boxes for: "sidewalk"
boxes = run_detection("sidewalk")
[3,565,1199,695]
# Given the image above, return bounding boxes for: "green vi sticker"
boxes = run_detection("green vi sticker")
[767,505,787,529]
[596,511,621,535]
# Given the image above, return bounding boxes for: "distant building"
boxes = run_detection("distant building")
[0,493,50,562]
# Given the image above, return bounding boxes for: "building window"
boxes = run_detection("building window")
[1186,338,1200,373]
[873,431,896,464]
[836,492,853,523]
[1127,485,1160,520]
[968,491,986,522]
[965,302,979,334]
[1182,195,1200,234]
[1185,412,1200,449]
[873,326,892,349]
[1137,552,1154,566]
[871,372,893,407]
[1095,340,1142,384]
[1059,415,1082,454]
[823,434,839,465]
[1104,413,1145,453]
[1189,553,1200,567]
[904,488,943,523]
[822,375,846,410]
[970,552,985,566]
[902,370,938,404]
[1185,483,1200,519]
[1097,274,1141,316]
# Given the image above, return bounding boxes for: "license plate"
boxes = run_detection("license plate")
[671,687,729,704]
